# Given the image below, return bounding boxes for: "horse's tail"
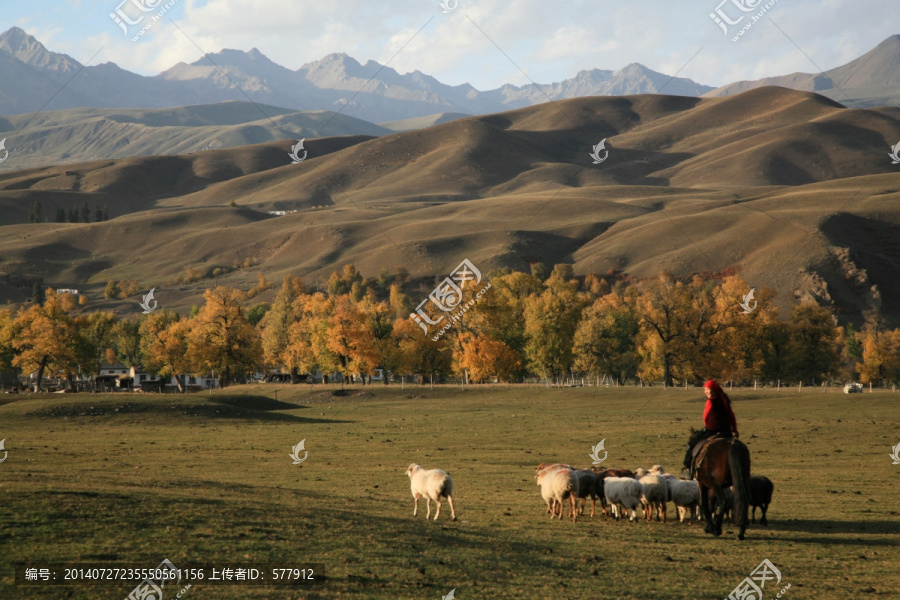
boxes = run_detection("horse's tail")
[729,439,751,534]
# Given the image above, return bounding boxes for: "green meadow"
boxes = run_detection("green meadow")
[1,384,898,599]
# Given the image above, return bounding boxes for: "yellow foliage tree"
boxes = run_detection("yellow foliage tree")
[187,287,262,387]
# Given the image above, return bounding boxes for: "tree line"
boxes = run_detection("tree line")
[28,201,109,224]
[1,263,898,391]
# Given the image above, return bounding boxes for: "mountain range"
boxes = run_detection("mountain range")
[0,26,712,125]
[2,27,900,169]
[1,87,899,325]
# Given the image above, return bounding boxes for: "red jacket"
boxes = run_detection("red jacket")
[703,393,738,434]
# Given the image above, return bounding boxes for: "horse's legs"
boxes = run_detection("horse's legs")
[710,484,725,536]
[761,503,768,526]
[699,484,714,534]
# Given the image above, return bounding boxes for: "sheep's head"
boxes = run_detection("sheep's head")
[634,467,646,477]
[405,464,419,477]
[650,465,665,474]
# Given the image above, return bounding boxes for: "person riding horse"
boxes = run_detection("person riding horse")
[682,380,739,474]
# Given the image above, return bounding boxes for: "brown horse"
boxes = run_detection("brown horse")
[693,438,751,539]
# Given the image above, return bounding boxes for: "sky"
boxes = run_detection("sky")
[1,0,897,90]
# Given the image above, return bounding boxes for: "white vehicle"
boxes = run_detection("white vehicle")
[843,383,863,394]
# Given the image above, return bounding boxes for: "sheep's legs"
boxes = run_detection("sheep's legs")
[590,497,596,518]
[433,499,441,521]
[413,496,419,517]
[425,498,432,519]
[446,495,457,521]
[570,496,577,523]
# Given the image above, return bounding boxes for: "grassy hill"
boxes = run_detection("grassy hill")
[1,87,900,323]
[0,101,391,171]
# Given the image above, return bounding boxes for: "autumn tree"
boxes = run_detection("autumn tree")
[140,311,192,393]
[187,287,263,387]
[0,309,19,384]
[388,318,452,384]
[322,295,380,385]
[456,332,521,383]
[13,290,82,391]
[856,319,900,386]
[260,275,307,380]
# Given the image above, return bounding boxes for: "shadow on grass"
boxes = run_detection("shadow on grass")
[749,519,900,535]
[210,395,308,411]
[23,396,350,424]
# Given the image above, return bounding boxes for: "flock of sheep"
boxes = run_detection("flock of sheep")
[405,462,773,527]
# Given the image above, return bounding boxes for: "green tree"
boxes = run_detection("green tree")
[95,205,104,222]
[102,204,109,221]
[523,273,586,380]
[104,279,120,299]
[55,206,67,222]
[247,303,270,326]
[32,283,45,306]
[786,303,841,384]
[113,319,142,367]
[68,206,78,223]
[80,311,119,385]
[573,294,639,384]
[29,201,42,223]
[80,201,90,223]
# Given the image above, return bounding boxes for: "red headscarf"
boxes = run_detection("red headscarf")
[703,380,738,434]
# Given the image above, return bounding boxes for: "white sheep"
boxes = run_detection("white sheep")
[638,473,669,522]
[662,475,700,523]
[603,477,642,522]
[537,465,575,522]
[405,463,456,521]
[651,466,699,524]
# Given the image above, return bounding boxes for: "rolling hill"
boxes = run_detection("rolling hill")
[705,35,900,108]
[0,101,391,172]
[1,87,899,325]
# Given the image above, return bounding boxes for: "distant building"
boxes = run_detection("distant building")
[128,366,219,391]
[267,210,297,216]
[56,288,80,295]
